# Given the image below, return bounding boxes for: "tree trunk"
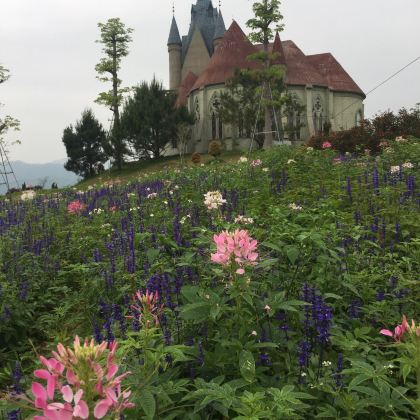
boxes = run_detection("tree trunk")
[112,38,123,171]
[262,38,273,149]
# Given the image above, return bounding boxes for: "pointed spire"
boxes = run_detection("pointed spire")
[213,9,226,40]
[168,16,182,46]
[271,31,287,66]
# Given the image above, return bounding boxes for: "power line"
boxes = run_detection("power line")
[332,54,420,120]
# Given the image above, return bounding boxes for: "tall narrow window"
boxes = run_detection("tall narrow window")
[218,117,223,139]
[212,112,217,139]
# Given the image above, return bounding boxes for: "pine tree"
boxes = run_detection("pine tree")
[62,109,107,179]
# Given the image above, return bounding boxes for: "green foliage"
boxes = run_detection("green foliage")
[62,108,107,178]
[95,17,133,170]
[120,78,194,159]
[1,136,419,418]
[0,64,20,145]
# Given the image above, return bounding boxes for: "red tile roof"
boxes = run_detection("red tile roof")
[190,20,260,92]
[183,21,365,98]
[176,71,198,106]
[306,53,365,97]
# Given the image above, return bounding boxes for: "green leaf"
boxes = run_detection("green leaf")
[181,285,200,303]
[239,350,255,383]
[180,302,211,323]
[285,246,299,264]
[139,389,156,419]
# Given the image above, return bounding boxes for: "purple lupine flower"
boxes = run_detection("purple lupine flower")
[6,410,20,420]
[372,168,380,193]
[395,222,401,243]
[93,320,104,343]
[354,210,361,225]
[376,289,385,302]
[313,295,333,344]
[348,299,362,319]
[18,281,29,301]
[197,341,204,366]
[346,177,352,201]
[113,304,127,339]
[93,248,103,263]
[12,362,23,394]
[259,352,272,367]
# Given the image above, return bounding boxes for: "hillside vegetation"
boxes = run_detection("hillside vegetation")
[0,139,419,419]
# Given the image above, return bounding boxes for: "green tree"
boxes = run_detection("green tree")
[247,0,285,149]
[62,109,107,179]
[0,64,20,148]
[120,78,194,160]
[95,18,133,170]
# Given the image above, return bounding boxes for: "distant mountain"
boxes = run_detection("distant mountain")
[0,159,79,195]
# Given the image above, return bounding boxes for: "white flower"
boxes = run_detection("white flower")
[402,162,414,169]
[238,156,248,163]
[300,372,307,377]
[287,159,296,164]
[264,305,271,311]
[201,163,205,167]
[20,190,36,201]
[204,190,226,210]
[250,330,258,336]
[180,216,187,224]
[87,185,94,190]
[150,213,154,217]
[390,165,400,174]
[395,136,407,143]
[234,215,254,225]
[146,193,157,199]
[288,203,303,211]
[322,361,332,367]
[262,167,269,172]
[306,147,314,152]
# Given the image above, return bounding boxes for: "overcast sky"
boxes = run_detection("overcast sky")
[1,0,419,163]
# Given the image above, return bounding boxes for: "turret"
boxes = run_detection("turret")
[213,10,226,50]
[167,16,182,90]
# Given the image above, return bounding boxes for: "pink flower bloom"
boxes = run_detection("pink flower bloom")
[322,141,332,149]
[130,290,163,328]
[250,159,262,167]
[26,336,133,419]
[380,315,409,341]
[67,200,86,214]
[211,229,258,274]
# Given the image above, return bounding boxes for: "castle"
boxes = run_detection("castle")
[167,0,365,153]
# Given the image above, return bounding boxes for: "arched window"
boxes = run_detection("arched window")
[194,98,200,122]
[355,110,362,126]
[209,93,223,140]
[211,112,217,139]
[238,111,244,137]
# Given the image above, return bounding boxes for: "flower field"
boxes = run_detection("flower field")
[1,139,419,419]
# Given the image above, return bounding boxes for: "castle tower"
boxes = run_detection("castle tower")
[167,16,182,90]
[213,10,226,50]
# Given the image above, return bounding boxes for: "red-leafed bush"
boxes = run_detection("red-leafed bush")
[307,121,381,154]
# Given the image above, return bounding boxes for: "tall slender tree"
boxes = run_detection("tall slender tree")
[247,0,285,149]
[95,18,133,170]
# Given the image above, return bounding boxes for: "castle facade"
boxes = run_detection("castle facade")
[167,0,365,153]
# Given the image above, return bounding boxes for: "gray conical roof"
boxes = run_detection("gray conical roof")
[168,16,182,45]
[213,10,226,40]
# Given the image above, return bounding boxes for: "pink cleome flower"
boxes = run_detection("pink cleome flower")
[380,314,420,342]
[67,200,86,214]
[211,229,258,275]
[322,141,332,149]
[27,336,134,419]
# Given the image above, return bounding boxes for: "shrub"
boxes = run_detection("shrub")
[191,152,201,164]
[307,121,381,153]
[208,140,223,157]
